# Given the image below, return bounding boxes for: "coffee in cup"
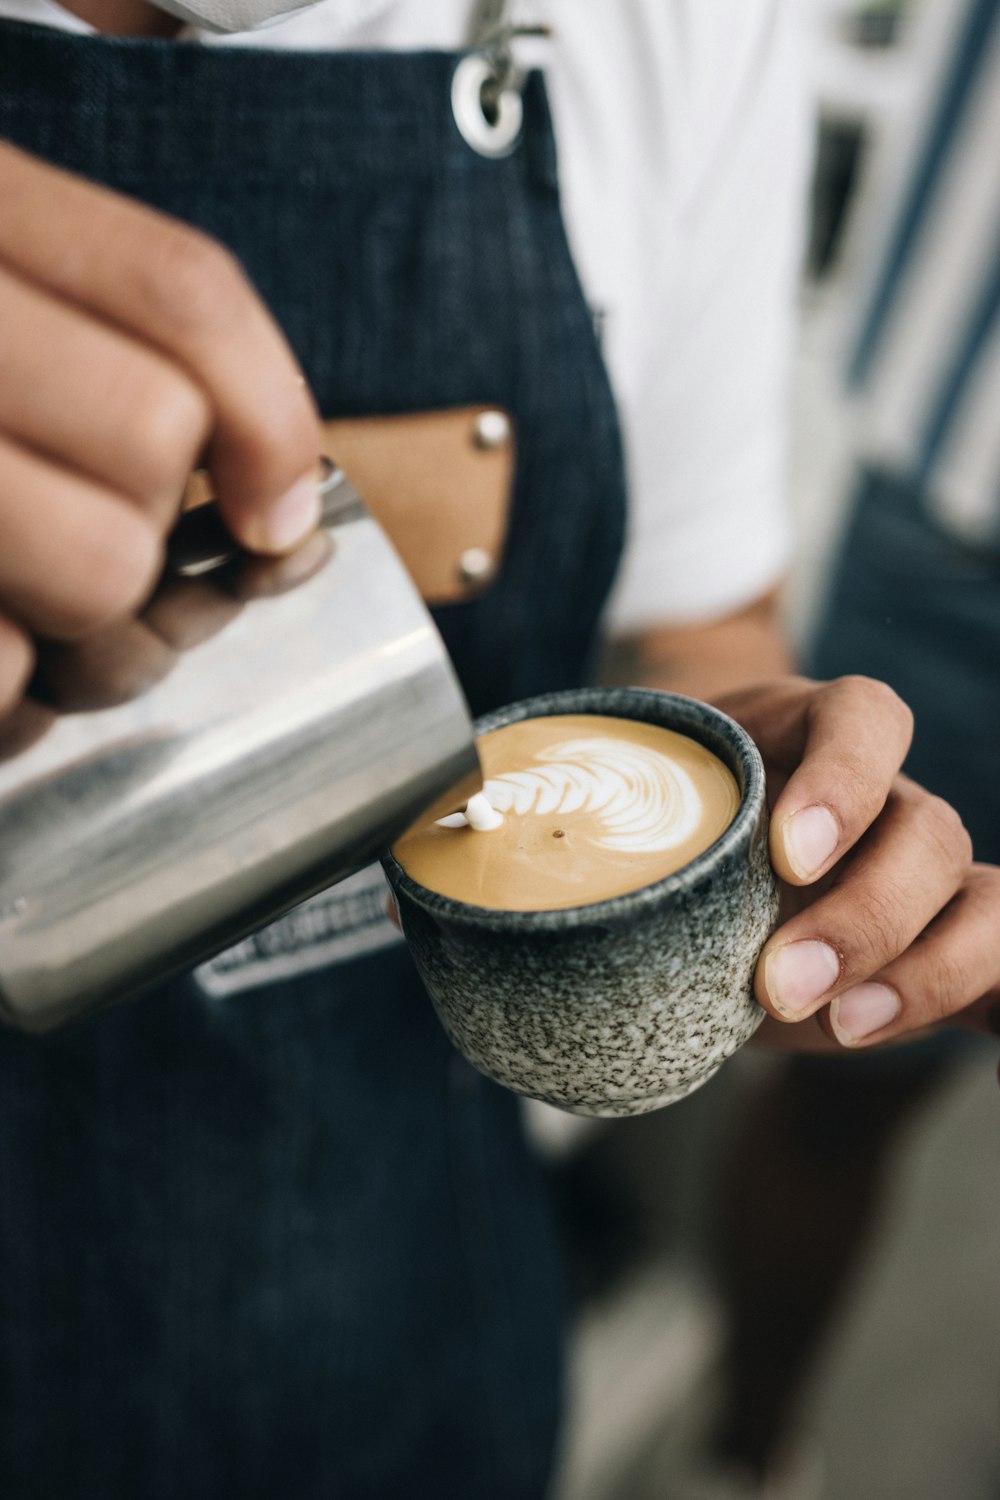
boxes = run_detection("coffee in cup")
[393,714,740,911]
[383,688,779,1117]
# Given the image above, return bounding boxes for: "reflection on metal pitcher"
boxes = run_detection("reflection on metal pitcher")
[0,464,480,1033]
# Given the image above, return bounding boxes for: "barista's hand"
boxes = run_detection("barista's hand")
[0,142,323,717]
[717,675,1000,1051]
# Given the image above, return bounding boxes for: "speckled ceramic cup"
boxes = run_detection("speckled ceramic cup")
[382,687,779,1117]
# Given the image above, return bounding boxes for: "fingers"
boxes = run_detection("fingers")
[0,262,211,524]
[0,437,163,638]
[729,675,915,886]
[226,528,334,601]
[0,142,323,552]
[772,677,913,885]
[727,674,998,1054]
[29,528,336,715]
[828,864,1000,1047]
[0,143,326,721]
[757,775,972,1022]
[754,783,992,1056]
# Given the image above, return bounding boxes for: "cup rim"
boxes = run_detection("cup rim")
[381,686,769,931]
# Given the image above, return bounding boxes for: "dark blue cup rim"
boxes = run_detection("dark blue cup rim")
[382,687,769,931]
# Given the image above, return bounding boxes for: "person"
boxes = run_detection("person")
[0,2,996,1496]
[701,1,1000,1489]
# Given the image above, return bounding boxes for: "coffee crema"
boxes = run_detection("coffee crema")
[392,713,740,911]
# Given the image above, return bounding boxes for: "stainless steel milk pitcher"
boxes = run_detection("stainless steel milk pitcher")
[0,462,480,1032]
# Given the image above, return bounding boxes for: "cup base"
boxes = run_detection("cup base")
[520,1066,722,1119]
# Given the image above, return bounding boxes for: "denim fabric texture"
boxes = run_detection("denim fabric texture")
[0,22,628,1499]
[811,466,1000,863]
[801,464,998,1086]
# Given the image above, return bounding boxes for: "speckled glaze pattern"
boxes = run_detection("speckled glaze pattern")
[383,689,780,1117]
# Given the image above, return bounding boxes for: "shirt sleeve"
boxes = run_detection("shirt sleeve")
[604,0,813,633]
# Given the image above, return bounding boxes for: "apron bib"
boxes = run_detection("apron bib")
[0,20,627,1498]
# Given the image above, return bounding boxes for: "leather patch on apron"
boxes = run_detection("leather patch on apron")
[183,405,514,606]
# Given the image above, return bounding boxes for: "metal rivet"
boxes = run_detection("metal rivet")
[458,547,496,585]
[451,53,523,159]
[473,410,511,450]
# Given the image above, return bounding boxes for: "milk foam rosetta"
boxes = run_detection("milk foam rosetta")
[448,738,709,852]
[393,714,741,912]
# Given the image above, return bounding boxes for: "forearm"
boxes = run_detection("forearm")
[599,585,795,704]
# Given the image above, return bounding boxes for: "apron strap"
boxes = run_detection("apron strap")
[466,0,551,93]
[456,0,551,157]
[468,0,509,45]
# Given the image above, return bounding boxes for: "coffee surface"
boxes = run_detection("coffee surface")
[393,714,740,911]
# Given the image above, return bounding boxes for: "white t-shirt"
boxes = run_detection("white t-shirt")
[1,0,812,631]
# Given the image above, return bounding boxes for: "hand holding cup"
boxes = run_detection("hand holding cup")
[385,686,779,1116]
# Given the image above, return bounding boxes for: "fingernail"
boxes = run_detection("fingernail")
[783,804,840,880]
[831,983,901,1045]
[765,940,841,1017]
[253,472,321,553]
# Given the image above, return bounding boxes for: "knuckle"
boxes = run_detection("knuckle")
[838,674,915,738]
[819,753,887,834]
[848,881,909,972]
[126,363,210,492]
[826,750,872,802]
[139,224,250,342]
[57,512,163,636]
[922,946,970,1025]
[918,792,973,872]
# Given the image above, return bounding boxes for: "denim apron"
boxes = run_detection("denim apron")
[0,22,627,1499]
[812,467,1000,865]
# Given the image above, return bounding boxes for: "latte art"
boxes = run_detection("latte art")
[395,714,741,912]
[479,737,705,854]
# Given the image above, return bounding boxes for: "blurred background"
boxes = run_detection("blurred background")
[544,2,1000,1495]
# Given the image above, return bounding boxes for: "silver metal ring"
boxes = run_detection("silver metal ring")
[451,53,523,159]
